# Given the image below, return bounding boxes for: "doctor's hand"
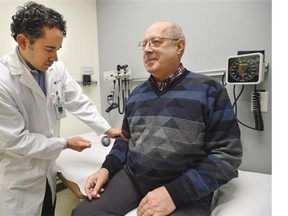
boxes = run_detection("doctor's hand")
[85,168,109,200]
[105,128,128,141]
[66,136,91,152]
[137,186,176,216]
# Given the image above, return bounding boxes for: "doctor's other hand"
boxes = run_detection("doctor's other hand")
[66,136,92,152]
[85,168,109,200]
[105,128,128,141]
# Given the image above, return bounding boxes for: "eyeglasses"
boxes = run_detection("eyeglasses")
[137,36,179,50]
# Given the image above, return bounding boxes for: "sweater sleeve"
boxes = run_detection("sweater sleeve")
[101,137,128,177]
[165,86,243,208]
[101,115,130,177]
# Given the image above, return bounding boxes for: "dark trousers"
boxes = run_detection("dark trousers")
[72,168,212,216]
[41,179,55,216]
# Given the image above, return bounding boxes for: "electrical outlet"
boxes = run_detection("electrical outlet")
[103,70,116,81]
[251,91,268,112]
[103,69,132,81]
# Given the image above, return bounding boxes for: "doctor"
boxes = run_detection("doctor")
[0,2,123,216]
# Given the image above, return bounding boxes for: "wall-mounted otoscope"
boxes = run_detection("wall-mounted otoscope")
[104,64,132,114]
[116,65,130,114]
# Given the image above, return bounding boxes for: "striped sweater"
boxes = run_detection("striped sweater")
[102,69,242,207]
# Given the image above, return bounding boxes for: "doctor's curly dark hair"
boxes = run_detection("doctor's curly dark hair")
[10,1,67,43]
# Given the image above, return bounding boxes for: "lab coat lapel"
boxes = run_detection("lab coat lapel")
[19,69,47,100]
[9,48,46,100]
[45,67,55,100]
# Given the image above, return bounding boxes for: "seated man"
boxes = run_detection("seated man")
[72,21,243,216]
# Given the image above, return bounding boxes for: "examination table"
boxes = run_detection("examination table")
[56,132,271,216]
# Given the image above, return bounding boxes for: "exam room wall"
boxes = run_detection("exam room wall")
[96,0,272,174]
[0,0,101,138]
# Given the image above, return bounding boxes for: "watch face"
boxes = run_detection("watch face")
[227,53,263,84]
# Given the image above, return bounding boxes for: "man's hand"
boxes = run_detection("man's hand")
[137,186,176,216]
[85,168,109,200]
[66,136,91,152]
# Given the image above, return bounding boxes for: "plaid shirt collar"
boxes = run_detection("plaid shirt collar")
[152,63,185,91]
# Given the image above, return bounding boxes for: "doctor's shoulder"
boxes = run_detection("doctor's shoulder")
[47,60,78,88]
[47,60,72,80]
[0,53,12,71]
[0,53,20,82]
[48,60,66,74]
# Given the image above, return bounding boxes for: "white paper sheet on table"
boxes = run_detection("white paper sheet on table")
[56,132,113,195]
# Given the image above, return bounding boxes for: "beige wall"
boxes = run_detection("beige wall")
[0,0,101,138]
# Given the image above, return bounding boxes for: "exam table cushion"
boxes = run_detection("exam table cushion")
[56,132,271,216]
[211,170,271,216]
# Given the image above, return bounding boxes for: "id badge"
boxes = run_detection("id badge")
[54,100,66,120]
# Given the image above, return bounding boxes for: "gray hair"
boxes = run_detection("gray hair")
[169,22,185,40]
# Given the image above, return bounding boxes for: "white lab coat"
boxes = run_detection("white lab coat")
[0,48,111,216]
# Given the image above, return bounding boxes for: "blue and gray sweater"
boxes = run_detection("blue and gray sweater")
[102,69,242,207]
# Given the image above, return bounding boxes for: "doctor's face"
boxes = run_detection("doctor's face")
[18,27,63,72]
